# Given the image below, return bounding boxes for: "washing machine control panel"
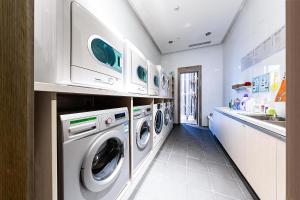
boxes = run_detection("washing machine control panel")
[99,109,128,131]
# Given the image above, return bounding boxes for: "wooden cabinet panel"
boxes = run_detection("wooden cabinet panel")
[245,126,277,200]
[277,140,286,200]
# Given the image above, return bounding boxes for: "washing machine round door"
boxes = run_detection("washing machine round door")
[136,119,150,149]
[137,65,148,83]
[164,108,170,126]
[81,130,126,192]
[154,75,159,88]
[161,74,169,89]
[88,35,122,72]
[155,110,163,134]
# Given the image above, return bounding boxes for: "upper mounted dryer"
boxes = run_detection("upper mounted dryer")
[125,40,148,95]
[147,61,160,96]
[70,2,125,91]
[159,67,169,97]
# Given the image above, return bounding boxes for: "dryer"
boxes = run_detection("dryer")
[132,105,152,173]
[159,69,169,97]
[125,41,148,95]
[70,2,124,91]
[166,102,174,134]
[147,62,160,96]
[153,103,164,147]
[59,107,129,200]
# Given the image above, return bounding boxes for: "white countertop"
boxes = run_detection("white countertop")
[34,82,173,99]
[214,107,286,138]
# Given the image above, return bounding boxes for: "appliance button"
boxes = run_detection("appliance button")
[105,117,113,125]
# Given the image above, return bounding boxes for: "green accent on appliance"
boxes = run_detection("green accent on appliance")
[133,108,141,112]
[137,66,148,83]
[154,75,159,87]
[70,116,97,125]
[90,38,122,72]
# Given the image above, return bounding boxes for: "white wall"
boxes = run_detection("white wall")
[223,0,286,116]
[161,45,224,126]
[34,0,161,82]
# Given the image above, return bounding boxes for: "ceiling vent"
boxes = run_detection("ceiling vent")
[188,41,211,48]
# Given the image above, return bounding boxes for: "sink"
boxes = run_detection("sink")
[238,113,286,127]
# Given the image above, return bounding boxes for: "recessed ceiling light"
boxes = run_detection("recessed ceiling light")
[205,32,212,36]
[174,5,180,11]
[168,40,174,44]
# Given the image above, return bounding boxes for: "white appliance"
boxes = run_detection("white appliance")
[132,105,152,173]
[167,74,173,98]
[34,2,125,91]
[163,102,171,137]
[59,107,130,200]
[159,69,169,97]
[153,103,164,147]
[147,62,160,96]
[166,102,174,133]
[71,2,125,91]
[125,41,148,95]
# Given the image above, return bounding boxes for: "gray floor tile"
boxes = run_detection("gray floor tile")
[187,187,215,200]
[187,157,208,173]
[187,170,213,192]
[212,176,244,200]
[208,162,236,180]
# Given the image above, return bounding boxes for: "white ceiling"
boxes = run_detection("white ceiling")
[128,0,245,54]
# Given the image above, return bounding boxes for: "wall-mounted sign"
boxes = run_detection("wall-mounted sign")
[252,73,270,93]
[241,26,285,71]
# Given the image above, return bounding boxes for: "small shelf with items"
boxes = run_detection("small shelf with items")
[232,82,252,91]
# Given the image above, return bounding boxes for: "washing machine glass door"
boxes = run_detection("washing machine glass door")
[137,66,148,83]
[155,110,163,134]
[136,120,150,149]
[164,108,170,126]
[154,75,160,88]
[81,130,126,192]
[161,74,169,89]
[88,35,122,73]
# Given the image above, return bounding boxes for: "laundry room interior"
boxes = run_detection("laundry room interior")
[2,0,294,200]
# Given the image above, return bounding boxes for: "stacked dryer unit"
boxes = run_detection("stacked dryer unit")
[59,107,130,200]
[159,68,169,97]
[36,2,126,91]
[125,41,148,95]
[166,102,174,134]
[132,105,152,173]
[147,62,160,96]
[153,103,164,147]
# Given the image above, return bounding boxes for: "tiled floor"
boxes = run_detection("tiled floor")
[129,125,254,200]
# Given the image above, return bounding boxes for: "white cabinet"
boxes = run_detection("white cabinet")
[210,110,286,200]
[277,140,286,200]
[245,126,277,200]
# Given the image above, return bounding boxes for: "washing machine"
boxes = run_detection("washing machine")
[70,2,125,91]
[125,40,148,95]
[147,62,160,96]
[159,69,169,97]
[163,102,171,137]
[132,105,152,173]
[153,103,164,147]
[167,102,174,133]
[59,107,130,200]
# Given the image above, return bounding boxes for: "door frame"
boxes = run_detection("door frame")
[177,65,202,126]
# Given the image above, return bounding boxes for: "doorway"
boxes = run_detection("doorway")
[178,66,202,126]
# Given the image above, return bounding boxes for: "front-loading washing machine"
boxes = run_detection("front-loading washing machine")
[163,102,171,137]
[132,105,152,173]
[153,103,164,147]
[125,40,148,95]
[166,102,174,133]
[59,107,129,200]
[70,2,125,91]
[147,62,160,96]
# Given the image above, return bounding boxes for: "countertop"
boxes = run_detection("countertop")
[214,107,286,138]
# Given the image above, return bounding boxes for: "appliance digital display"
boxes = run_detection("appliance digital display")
[115,112,126,120]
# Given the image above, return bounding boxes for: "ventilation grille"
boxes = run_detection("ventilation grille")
[189,41,211,48]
